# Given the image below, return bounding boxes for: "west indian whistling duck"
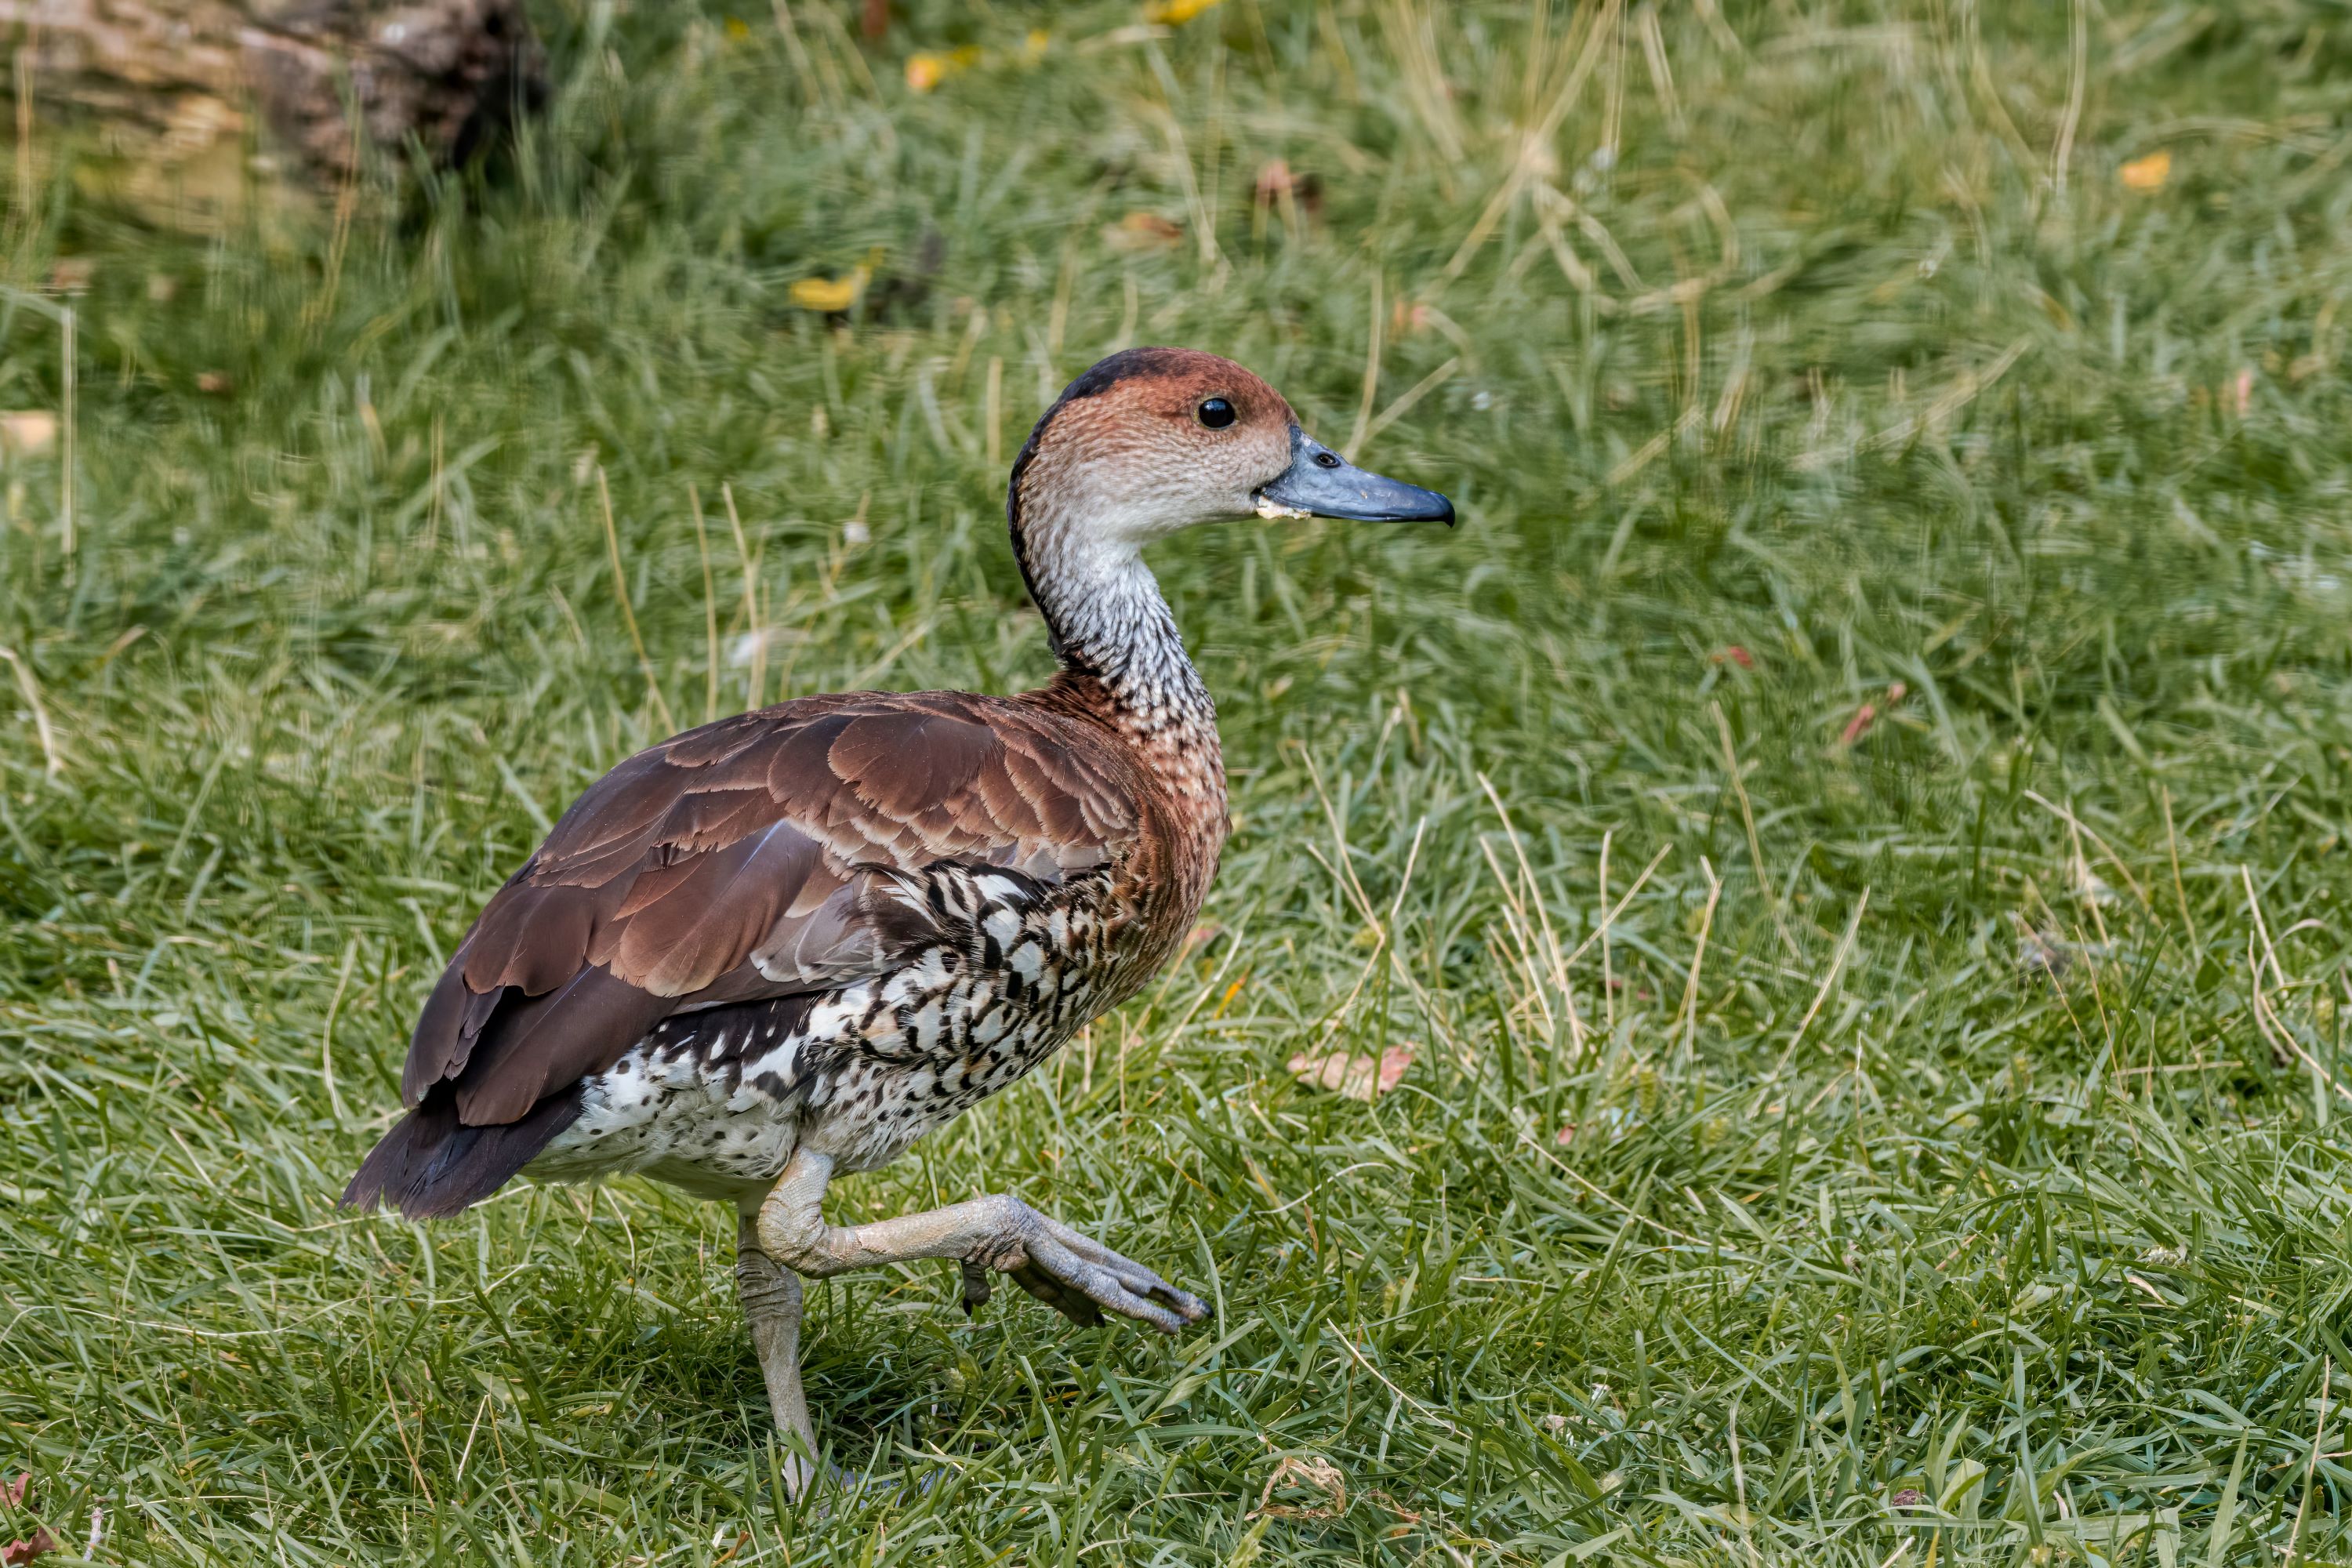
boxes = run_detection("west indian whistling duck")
[342,347,1454,1494]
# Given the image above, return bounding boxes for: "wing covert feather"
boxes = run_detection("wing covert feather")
[400,694,1140,1127]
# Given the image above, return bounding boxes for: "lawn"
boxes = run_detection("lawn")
[5,0,2352,1562]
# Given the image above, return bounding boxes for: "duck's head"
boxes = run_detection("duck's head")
[1007,347,1454,566]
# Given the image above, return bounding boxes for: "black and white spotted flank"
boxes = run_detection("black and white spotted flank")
[529,863,1123,1200]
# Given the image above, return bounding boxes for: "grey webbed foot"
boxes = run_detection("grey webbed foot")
[966,1199,1208,1333]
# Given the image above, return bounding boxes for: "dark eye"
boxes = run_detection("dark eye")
[1196,397,1236,430]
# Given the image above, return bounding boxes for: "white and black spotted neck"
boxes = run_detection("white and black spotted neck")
[1005,458,1219,752]
[1021,532,1216,742]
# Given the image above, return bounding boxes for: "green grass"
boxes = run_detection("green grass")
[5,0,2352,1560]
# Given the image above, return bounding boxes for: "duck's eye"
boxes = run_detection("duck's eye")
[1196,397,1236,430]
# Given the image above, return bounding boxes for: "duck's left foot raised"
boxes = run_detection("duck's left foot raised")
[761,1149,1209,1334]
[955,1210,1205,1330]
[975,1204,1207,1331]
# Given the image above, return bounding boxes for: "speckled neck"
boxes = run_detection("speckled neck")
[1008,487,1218,742]
[1042,554,1215,732]
[1010,513,1229,917]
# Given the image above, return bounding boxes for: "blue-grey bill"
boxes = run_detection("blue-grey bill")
[1254,426,1455,526]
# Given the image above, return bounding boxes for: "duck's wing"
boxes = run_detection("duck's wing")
[389,692,1138,1130]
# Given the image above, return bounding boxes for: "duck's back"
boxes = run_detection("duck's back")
[343,688,1214,1217]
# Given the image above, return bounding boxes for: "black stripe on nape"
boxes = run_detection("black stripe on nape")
[1005,422,1052,641]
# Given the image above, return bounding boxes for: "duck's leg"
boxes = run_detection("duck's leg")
[734,1210,822,1498]
[755,1148,1207,1333]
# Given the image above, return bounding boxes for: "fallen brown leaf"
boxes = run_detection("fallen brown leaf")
[1252,1454,1346,1519]
[789,267,870,314]
[1103,212,1184,252]
[0,412,56,456]
[2,1474,55,1566]
[0,1529,56,1566]
[1253,158,1322,216]
[2119,150,2170,192]
[2227,367,2254,417]
[903,45,981,93]
[1286,1044,1412,1102]
[1388,297,1433,336]
[1835,681,1907,748]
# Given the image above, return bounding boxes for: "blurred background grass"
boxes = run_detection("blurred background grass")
[5,0,2352,1562]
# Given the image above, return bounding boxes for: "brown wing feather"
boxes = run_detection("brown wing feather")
[397,693,1139,1127]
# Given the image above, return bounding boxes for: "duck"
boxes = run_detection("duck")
[340,346,1454,1494]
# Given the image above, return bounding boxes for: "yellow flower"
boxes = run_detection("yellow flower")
[721,16,749,40]
[1145,0,1222,23]
[2120,150,2171,192]
[789,267,870,313]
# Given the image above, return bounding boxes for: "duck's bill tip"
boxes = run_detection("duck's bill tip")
[1255,427,1456,527]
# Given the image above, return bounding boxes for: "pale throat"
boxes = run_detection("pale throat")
[1018,516,1219,751]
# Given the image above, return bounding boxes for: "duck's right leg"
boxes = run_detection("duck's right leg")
[734,1210,821,1498]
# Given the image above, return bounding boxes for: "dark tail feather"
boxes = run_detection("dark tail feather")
[341,1086,585,1219]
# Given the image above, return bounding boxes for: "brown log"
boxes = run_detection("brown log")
[0,0,541,193]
